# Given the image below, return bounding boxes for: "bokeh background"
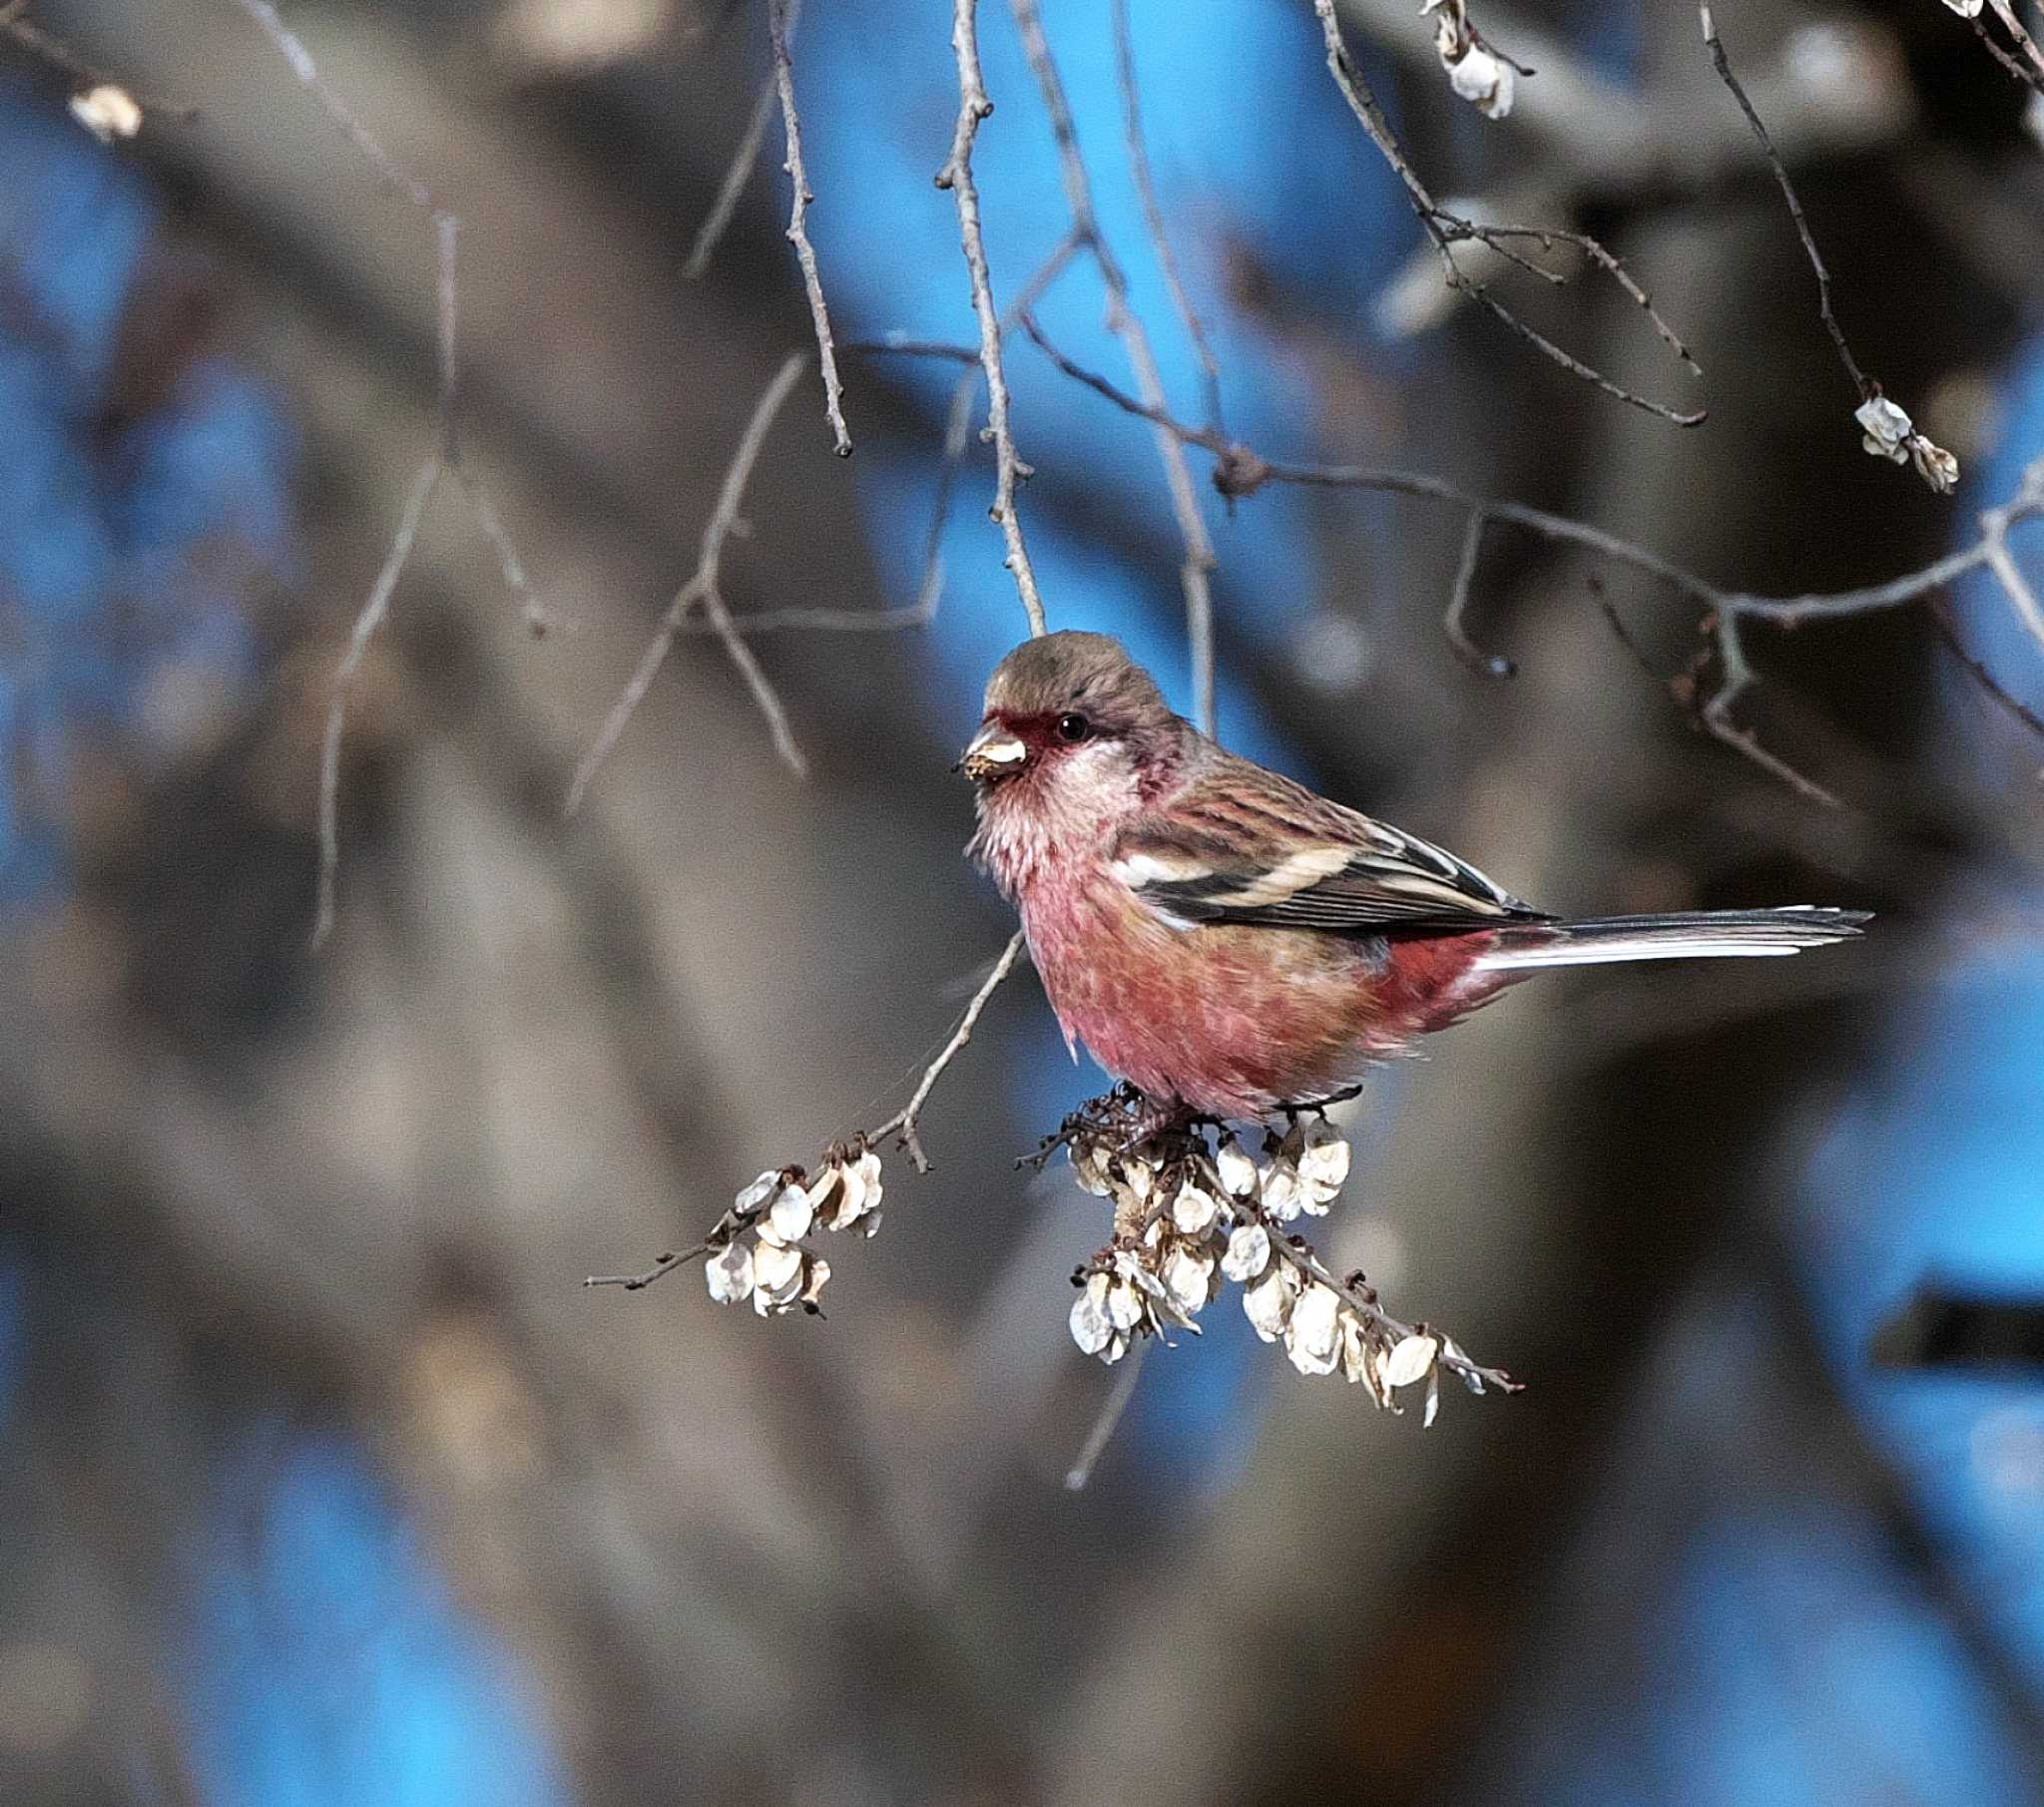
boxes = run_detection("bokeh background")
[4,0,2044,1801]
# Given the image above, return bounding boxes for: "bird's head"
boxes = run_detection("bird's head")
[958,632,1180,818]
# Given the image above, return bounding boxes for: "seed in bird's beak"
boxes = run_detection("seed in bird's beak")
[959,724,1028,782]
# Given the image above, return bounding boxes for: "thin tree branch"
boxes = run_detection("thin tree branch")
[936,0,1049,639]
[1700,5,1870,401]
[313,455,442,950]
[768,0,851,456]
[868,931,1028,1173]
[1065,1339,1149,1491]
[1986,0,2044,87]
[1444,508,1515,678]
[1111,0,1225,439]
[683,0,804,281]
[566,350,812,815]
[1309,0,1705,427]
[1010,0,1218,730]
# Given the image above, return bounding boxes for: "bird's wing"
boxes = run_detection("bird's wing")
[1110,754,1548,935]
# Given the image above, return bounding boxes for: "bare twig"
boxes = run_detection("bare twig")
[683,0,803,280]
[1444,508,1515,678]
[1309,0,1704,427]
[767,0,851,456]
[1700,610,1841,808]
[1700,6,1870,401]
[1065,1339,1149,1491]
[1010,0,1219,727]
[1926,597,2044,743]
[1980,459,2044,655]
[1111,0,1225,438]
[936,0,1049,639]
[868,931,1027,1172]
[567,350,812,814]
[313,456,442,950]
[1987,0,2044,88]
[685,72,777,279]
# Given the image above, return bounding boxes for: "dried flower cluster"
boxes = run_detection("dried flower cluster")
[700,1146,884,1316]
[1055,1098,1517,1423]
[1855,393,1959,494]
[1424,0,1517,121]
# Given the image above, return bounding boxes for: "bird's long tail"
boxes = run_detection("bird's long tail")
[1473,906,1871,973]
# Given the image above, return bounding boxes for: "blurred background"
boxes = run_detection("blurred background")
[3,0,2043,1801]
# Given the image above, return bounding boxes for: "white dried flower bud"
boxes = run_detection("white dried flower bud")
[1855,394,1913,462]
[1907,435,1959,495]
[1071,1140,1114,1197]
[1105,1278,1145,1333]
[1297,1122,1351,1204]
[1215,1136,1260,1199]
[1441,1333,1487,1395]
[811,1148,882,1232]
[705,1239,755,1305]
[1942,0,1983,16]
[1262,1162,1305,1223]
[1445,43,1513,119]
[1242,1265,1297,1343]
[1383,1332,1441,1389]
[751,1239,804,1315]
[758,1186,815,1247]
[1171,1181,1221,1236]
[1221,1220,1272,1283]
[1423,1366,1442,1428]
[735,1169,786,1216]
[70,84,143,144]
[1121,1158,1155,1205]
[1162,1244,1216,1317]
[1339,1314,1370,1385]
[852,1146,882,1195]
[1070,1273,1116,1356]
[1286,1283,1344,1376]
[798,1252,831,1307]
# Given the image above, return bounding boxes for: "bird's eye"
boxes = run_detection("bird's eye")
[1055,712,1091,742]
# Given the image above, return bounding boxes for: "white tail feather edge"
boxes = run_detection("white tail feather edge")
[1477,939,1807,971]
[1471,906,1868,974]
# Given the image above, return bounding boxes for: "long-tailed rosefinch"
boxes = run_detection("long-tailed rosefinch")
[961,632,1868,1122]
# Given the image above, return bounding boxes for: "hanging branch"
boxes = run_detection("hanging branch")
[1308,0,1706,427]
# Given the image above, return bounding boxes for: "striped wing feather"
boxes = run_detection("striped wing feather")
[1112,756,1549,936]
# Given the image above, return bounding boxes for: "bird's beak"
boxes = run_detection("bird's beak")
[956,721,1027,783]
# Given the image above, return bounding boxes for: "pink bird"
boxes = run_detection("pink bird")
[962,632,1866,1123]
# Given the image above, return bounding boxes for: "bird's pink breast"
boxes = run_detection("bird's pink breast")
[1016,861,1497,1119]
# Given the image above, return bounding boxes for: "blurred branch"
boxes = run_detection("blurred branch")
[936,0,1049,639]
[566,347,813,815]
[1011,0,1219,731]
[1111,0,1223,441]
[234,0,547,947]
[1308,0,1706,427]
[767,0,851,456]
